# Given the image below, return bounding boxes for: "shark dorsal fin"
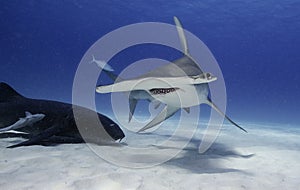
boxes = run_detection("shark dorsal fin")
[25,111,32,117]
[0,82,24,102]
[174,16,189,55]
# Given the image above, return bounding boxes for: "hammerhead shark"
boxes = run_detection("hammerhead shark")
[95,17,247,133]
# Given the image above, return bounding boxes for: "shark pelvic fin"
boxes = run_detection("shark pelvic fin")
[184,107,190,113]
[138,105,179,133]
[206,99,247,133]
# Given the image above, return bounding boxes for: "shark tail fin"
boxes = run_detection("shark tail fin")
[206,99,247,133]
[174,16,189,55]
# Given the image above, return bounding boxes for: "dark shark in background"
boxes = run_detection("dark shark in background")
[0,82,125,148]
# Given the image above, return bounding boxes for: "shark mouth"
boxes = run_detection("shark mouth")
[149,88,180,95]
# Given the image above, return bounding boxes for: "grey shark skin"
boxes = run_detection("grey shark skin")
[0,82,125,148]
[96,17,247,133]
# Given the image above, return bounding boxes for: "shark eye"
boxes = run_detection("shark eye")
[206,73,212,79]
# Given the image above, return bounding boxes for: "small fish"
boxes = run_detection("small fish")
[0,111,45,132]
[90,55,114,72]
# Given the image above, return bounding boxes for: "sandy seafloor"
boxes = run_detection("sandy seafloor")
[0,122,299,190]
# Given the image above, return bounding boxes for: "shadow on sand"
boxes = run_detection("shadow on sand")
[150,133,254,174]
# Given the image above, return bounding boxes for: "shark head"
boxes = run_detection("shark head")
[98,114,125,141]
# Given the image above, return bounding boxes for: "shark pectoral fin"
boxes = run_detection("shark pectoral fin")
[206,100,247,133]
[184,107,190,113]
[129,96,138,122]
[174,16,189,55]
[137,105,179,133]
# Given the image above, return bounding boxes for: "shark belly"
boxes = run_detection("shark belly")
[130,90,153,100]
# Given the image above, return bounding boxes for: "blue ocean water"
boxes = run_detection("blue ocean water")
[0,0,299,126]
